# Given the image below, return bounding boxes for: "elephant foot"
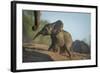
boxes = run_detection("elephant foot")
[66,54,72,60]
[48,48,57,52]
[48,48,51,51]
[60,53,72,59]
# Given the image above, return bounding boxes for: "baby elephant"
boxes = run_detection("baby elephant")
[33,20,73,58]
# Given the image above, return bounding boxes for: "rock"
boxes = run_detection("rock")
[71,40,90,54]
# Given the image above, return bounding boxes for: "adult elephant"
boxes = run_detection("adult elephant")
[33,20,73,58]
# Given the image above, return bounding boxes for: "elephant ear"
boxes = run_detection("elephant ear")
[52,20,63,34]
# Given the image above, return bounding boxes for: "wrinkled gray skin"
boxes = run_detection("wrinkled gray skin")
[33,20,73,58]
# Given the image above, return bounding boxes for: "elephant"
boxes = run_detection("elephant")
[33,20,73,58]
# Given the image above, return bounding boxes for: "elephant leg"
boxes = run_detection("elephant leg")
[48,43,57,52]
[65,48,72,59]
[52,45,58,52]
[59,47,67,56]
[59,47,64,54]
[66,49,71,57]
[48,35,56,52]
[62,45,72,59]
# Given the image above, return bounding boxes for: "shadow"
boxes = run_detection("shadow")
[23,48,54,62]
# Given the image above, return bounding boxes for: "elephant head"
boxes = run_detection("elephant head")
[33,24,52,40]
[51,20,63,35]
[33,20,63,40]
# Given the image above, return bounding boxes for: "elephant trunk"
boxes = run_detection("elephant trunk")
[33,31,41,40]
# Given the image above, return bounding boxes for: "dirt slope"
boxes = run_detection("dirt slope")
[23,43,90,62]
